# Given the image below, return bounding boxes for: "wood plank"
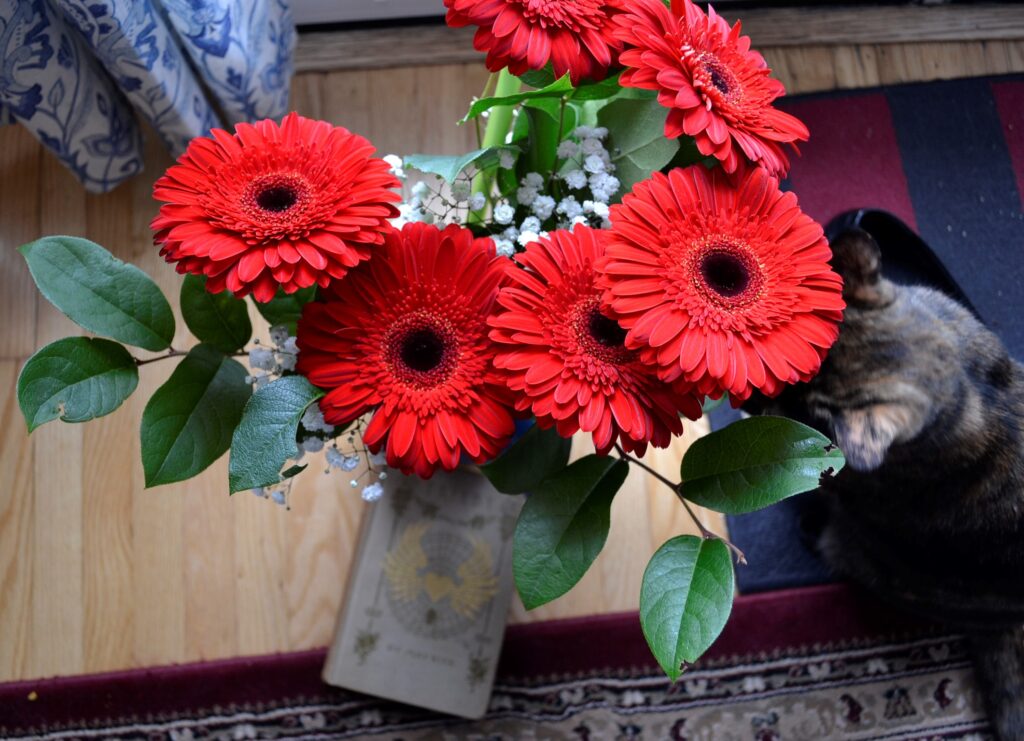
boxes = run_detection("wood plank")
[0,125,40,360]
[29,154,86,679]
[295,5,1024,73]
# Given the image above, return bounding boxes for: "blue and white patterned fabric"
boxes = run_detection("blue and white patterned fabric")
[0,0,295,192]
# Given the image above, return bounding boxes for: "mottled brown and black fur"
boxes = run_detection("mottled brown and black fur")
[754,228,1024,739]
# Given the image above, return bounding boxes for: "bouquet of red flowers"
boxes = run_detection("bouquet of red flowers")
[16,0,845,678]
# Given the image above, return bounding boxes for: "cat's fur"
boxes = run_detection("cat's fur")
[754,228,1024,739]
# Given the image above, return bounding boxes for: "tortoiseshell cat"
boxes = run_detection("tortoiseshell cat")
[754,227,1024,739]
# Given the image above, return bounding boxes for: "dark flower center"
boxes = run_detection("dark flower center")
[707,65,731,95]
[588,309,628,348]
[700,251,750,298]
[256,185,298,212]
[400,328,445,373]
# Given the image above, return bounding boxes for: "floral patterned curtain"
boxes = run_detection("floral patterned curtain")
[0,0,295,193]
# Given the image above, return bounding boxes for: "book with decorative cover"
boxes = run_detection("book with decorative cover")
[322,469,522,718]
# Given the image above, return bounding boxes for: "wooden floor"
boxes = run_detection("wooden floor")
[1,38,1023,684]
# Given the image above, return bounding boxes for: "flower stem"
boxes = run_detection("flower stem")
[614,444,747,565]
[469,69,521,223]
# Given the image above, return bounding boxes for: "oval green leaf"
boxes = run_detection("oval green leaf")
[228,375,324,493]
[404,147,518,184]
[461,74,573,122]
[254,285,317,333]
[513,455,628,610]
[180,274,252,352]
[18,337,138,432]
[640,535,735,681]
[680,416,846,515]
[597,98,680,197]
[480,423,572,494]
[141,344,252,487]
[20,236,175,351]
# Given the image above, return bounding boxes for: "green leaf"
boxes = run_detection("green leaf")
[480,423,572,494]
[180,274,252,353]
[228,375,324,493]
[570,72,623,101]
[462,75,574,122]
[281,463,308,480]
[640,536,735,680]
[17,337,138,432]
[141,344,251,487]
[680,416,846,515]
[513,455,628,609]
[405,147,517,184]
[598,98,681,197]
[19,236,175,351]
[522,98,577,178]
[255,286,316,333]
[519,66,557,90]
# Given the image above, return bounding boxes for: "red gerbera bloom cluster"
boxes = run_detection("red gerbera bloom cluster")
[600,165,845,402]
[613,0,808,177]
[444,0,623,85]
[490,227,702,456]
[296,223,518,478]
[152,113,400,302]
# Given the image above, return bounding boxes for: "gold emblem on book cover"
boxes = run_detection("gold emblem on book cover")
[384,521,499,638]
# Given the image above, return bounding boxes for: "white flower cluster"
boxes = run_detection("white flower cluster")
[491,126,619,257]
[245,325,299,389]
[390,152,510,230]
[247,328,390,506]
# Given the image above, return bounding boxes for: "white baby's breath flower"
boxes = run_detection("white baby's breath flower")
[501,225,519,242]
[519,216,542,234]
[517,230,540,247]
[581,138,604,156]
[277,353,297,372]
[494,239,516,258]
[516,186,538,206]
[591,201,610,218]
[450,180,471,202]
[556,196,583,221]
[301,437,325,454]
[410,181,430,198]
[270,325,290,347]
[383,154,405,179]
[248,348,275,371]
[362,482,384,502]
[271,490,286,506]
[583,154,607,174]
[562,169,587,190]
[570,215,589,230]
[469,192,486,211]
[368,451,387,467]
[531,195,556,220]
[523,172,544,189]
[494,202,515,225]
[499,150,517,169]
[574,126,596,139]
[556,140,580,159]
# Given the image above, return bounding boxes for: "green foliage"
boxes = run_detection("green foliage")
[521,98,577,178]
[20,236,175,351]
[462,75,575,122]
[513,455,628,609]
[681,416,846,515]
[480,423,572,494]
[228,375,323,493]
[640,536,735,680]
[598,98,681,197]
[518,67,557,90]
[18,337,138,432]
[180,275,252,353]
[141,344,251,487]
[405,147,518,184]
[255,286,316,333]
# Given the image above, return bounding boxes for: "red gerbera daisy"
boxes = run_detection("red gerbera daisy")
[151,112,400,303]
[296,223,518,478]
[612,0,808,177]
[490,226,702,456]
[444,0,623,85]
[599,165,845,403]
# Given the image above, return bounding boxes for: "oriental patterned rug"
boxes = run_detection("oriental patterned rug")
[0,584,992,740]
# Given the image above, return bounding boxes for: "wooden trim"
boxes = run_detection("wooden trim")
[295,4,1024,72]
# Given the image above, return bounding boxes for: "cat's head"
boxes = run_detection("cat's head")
[753,227,1014,473]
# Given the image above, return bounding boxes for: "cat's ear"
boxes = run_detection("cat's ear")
[830,228,894,308]
[832,402,925,472]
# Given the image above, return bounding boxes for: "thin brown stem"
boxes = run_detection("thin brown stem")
[613,444,747,565]
[135,348,250,366]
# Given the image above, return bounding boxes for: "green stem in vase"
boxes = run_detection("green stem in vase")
[469,69,521,224]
